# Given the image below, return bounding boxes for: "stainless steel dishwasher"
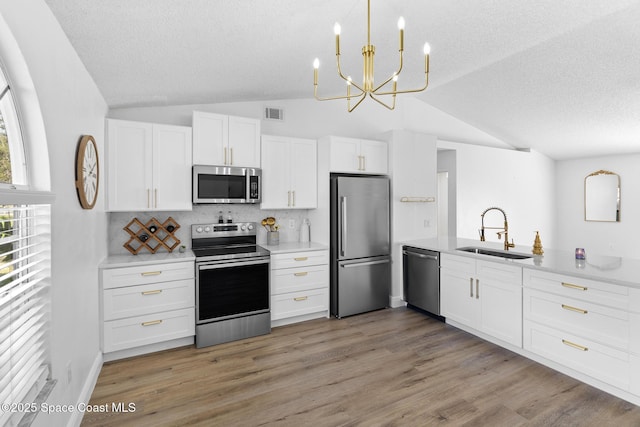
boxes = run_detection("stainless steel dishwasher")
[402,246,443,320]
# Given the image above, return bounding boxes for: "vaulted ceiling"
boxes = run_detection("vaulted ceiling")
[44,0,640,160]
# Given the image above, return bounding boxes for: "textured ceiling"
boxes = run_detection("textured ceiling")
[44,0,640,160]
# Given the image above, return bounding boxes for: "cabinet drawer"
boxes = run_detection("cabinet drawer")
[440,253,475,274]
[524,320,630,391]
[102,261,194,289]
[271,288,328,321]
[523,268,628,310]
[103,278,194,321]
[103,307,195,353]
[271,265,328,295]
[477,260,521,283]
[524,288,629,350]
[271,250,328,270]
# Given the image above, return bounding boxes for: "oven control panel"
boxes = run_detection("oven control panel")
[192,222,256,238]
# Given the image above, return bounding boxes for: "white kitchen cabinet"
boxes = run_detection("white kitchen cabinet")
[101,260,195,361]
[192,111,260,167]
[440,253,522,347]
[522,268,636,392]
[106,119,192,212]
[261,135,317,209]
[329,136,388,174]
[270,249,329,326]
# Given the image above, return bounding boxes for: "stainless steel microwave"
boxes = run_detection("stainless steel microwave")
[192,165,261,204]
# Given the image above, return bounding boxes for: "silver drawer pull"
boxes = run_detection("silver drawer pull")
[562,304,587,314]
[142,289,162,295]
[294,257,308,261]
[294,296,308,302]
[562,339,588,352]
[141,319,163,327]
[141,271,162,277]
[294,272,308,277]
[562,282,587,291]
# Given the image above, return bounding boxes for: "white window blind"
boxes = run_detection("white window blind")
[0,204,51,427]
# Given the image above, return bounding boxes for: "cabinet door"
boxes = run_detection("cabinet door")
[153,124,193,211]
[360,139,388,174]
[329,137,360,173]
[440,266,480,327]
[192,111,228,165]
[106,119,153,211]
[290,138,317,209]
[228,116,261,167]
[479,275,522,347]
[260,136,291,209]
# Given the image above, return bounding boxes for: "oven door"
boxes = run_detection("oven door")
[196,256,270,324]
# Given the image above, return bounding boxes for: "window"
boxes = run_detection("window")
[0,60,52,427]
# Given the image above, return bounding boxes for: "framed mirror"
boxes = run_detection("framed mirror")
[584,170,620,222]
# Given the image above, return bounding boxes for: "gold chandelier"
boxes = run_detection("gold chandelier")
[313,0,430,112]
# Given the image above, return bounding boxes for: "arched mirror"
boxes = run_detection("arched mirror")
[584,170,620,222]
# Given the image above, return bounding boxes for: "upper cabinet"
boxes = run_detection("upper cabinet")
[106,119,192,212]
[192,111,260,167]
[261,135,317,209]
[329,136,388,174]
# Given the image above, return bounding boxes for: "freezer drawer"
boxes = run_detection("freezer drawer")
[332,256,390,318]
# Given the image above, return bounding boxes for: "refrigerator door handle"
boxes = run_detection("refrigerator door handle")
[340,259,390,268]
[340,196,347,257]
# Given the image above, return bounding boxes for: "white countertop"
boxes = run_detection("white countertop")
[100,250,196,269]
[403,237,640,288]
[260,241,328,255]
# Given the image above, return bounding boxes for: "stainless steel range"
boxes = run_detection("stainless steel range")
[192,222,271,348]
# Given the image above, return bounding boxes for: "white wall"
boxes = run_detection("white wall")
[0,2,109,427]
[438,141,557,250]
[556,153,640,258]
[386,130,438,304]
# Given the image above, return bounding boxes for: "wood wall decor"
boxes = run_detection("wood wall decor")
[123,217,181,255]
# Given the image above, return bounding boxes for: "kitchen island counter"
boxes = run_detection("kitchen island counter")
[403,237,640,289]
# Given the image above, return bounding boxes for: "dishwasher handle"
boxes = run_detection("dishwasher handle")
[403,250,438,261]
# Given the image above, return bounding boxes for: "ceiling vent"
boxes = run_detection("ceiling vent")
[265,107,284,121]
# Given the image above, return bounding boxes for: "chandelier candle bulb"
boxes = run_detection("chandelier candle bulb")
[334,22,341,55]
[398,17,405,51]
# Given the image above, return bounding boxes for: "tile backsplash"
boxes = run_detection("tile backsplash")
[108,205,311,255]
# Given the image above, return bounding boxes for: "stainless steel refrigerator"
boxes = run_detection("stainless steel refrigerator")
[330,174,390,318]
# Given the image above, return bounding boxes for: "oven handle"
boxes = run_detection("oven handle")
[197,257,270,270]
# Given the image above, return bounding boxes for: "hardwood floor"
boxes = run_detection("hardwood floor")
[81,308,640,426]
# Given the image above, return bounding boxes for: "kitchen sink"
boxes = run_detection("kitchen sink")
[456,246,533,260]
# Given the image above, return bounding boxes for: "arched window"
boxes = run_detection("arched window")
[0,68,27,188]
[0,40,52,427]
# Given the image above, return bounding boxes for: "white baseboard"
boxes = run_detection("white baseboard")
[67,351,103,427]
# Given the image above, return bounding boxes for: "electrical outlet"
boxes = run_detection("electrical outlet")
[288,219,296,229]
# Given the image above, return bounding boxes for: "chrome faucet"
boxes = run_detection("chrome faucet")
[479,207,515,251]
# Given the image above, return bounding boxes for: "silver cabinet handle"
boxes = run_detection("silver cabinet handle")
[476,278,480,299]
[470,278,473,297]
[147,189,150,208]
[362,155,366,171]
[224,147,228,165]
[154,188,158,209]
[292,190,295,207]
[230,147,234,165]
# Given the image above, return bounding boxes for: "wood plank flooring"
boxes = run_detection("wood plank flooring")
[81,308,640,426]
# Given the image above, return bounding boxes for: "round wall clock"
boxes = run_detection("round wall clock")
[75,135,99,209]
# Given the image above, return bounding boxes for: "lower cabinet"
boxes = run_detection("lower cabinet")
[270,249,329,326]
[522,268,638,394]
[100,260,195,360]
[440,253,522,347]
